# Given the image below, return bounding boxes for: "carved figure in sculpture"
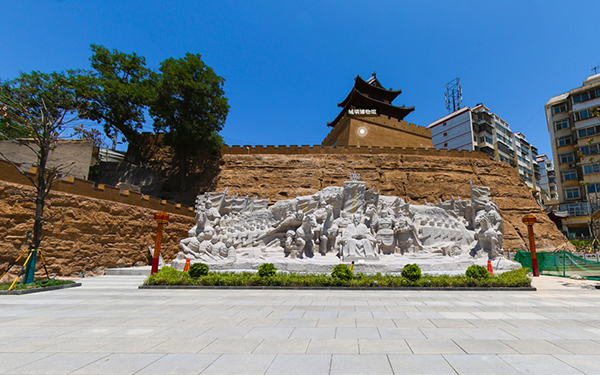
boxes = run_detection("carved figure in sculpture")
[331,211,351,254]
[373,210,396,254]
[395,215,419,254]
[296,214,316,257]
[180,234,201,258]
[341,214,377,259]
[473,203,504,259]
[313,205,334,255]
[225,239,236,260]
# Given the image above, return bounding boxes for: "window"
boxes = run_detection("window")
[485,136,493,144]
[562,170,577,181]
[554,119,569,131]
[577,125,600,139]
[580,144,600,156]
[574,109,592,121]
[573,91,591,104]
[587,183,600,194]
[479,137,485,143]
[553,103,567,114]
[583,163,600,175]
[557,136,572,147]
[443,132,447,137]
[443,143,448,148]
[565,187,581,199]
[559,153,575,164]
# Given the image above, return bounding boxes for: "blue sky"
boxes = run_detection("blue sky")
[2,0,599,158]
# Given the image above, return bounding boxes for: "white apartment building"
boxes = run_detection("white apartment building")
[545,73,600,236]
[428,104,541,192]
[536,154,558,205]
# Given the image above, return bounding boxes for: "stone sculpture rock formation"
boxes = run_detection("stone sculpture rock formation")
[173,179,517,273]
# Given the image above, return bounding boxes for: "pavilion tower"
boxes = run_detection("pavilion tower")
[322,73,431,148]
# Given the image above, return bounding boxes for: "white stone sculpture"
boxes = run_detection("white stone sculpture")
[175,178,519,273]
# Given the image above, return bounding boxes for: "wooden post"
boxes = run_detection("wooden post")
[522,214,539,277]
[152,212,169,275]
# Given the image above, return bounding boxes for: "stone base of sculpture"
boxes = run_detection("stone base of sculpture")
[173,180,520,273]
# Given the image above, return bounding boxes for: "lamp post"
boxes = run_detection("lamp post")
[522,214,539,277]
[152,212,169,275]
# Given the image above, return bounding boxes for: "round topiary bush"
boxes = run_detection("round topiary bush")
[188,263,209,278]
[466,264,489,279]
[401,264,422,282]
[331,264,353,281]
[258,263,277,277]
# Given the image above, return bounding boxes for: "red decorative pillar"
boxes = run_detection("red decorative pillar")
[152,212,169,275]
[522,214,539,277]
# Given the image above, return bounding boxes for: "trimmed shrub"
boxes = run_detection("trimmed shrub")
[401,264,422,282]
[258,263,277,277]
[465,264,489,280]
[188,263,209,278]
[331,264,353,281]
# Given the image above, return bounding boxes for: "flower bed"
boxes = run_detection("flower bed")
[143,265,531,288]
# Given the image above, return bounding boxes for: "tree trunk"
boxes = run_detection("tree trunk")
[179,151,186,193]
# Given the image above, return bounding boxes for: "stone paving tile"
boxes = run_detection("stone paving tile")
[465,319,517,329]
[355,318,395,327]
[37,337,117,353]
[405,311,445,319]
[0,337,71,353]
[443,354,521,375]
[265,354,331,374]
[243,327,294,339]
[388,354,457,374]
[200,353,276,374]
[252,339,311,354]
[335,327,380,339]
[406,339,466,354]
[317,318,356,327]
[276,318,319,327]
[546,339,600,354]
[91,337,169,353]
[4,353,110,374]
[544,327,600,339]
[303,311,338,319]
[452,339,519,354]
[499,354,585,375]
[71,353,166,374]
[306,339,359,354]
[500,339,572,355]
[459,328,518,340]
[330,354,393,374]
[431,319,476,328]
[199,338,263,353]
[135,353,220,374]
[199,326,253,339]
[393,318,436,328]
[379,327,426,339]
[289,327,336,339]
[420,327,472,339]
[0,352,54,373]
[554,355,600,375]
[144,337,216,353]
[438,312,479,320]
[501,328,565,340]
[358,339,412,354]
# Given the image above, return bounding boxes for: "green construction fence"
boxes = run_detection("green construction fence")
[514,250,600,280]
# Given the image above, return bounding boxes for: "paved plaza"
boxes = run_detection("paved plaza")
[0,275,599,374]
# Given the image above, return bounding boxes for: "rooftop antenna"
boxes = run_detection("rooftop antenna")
[592,66,600,75]
[444,78,462,114]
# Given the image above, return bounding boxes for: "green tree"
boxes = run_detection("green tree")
[79,44,152,158]
[150,53,229,191]
[0,71,87,281]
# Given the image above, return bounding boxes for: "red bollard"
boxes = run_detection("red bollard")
[152,212,169,275]
[522,214,539,277]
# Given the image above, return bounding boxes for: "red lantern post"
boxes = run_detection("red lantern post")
[152,212,169,275]
[522,214,539,277]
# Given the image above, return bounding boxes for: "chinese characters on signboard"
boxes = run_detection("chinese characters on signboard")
[348,109,377,115]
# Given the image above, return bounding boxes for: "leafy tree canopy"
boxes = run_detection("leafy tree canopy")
[77,44,152,151]
[151,53,229,156]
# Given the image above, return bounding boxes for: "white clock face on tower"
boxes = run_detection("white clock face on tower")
[357,126,368,137]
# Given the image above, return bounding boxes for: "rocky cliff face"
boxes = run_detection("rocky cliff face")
[0,181,194,281]
[213,153,572,253]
